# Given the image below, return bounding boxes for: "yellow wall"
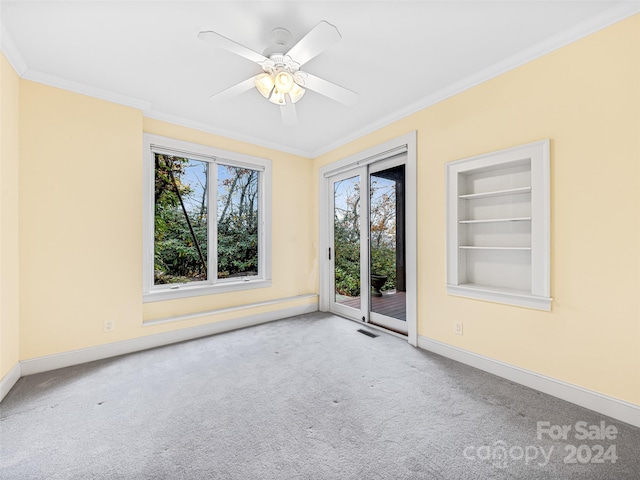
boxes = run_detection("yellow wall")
[19,81,145,358]
[18,82,314,360]
[0,53,21,380]
[314,15,640,404]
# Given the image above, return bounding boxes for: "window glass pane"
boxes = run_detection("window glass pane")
[154,154,208,285]
[333,175,361,305]
[217,165,259,279]
[370,165,406,322]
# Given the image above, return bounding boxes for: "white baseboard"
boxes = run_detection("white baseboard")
[19,301,318,378]
[417,336,640,428]
[8,308,638,429]
[0,362,21,403]
[142,294,317,326]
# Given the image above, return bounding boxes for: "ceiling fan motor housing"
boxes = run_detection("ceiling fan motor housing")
[261,55,300,74]
[262,27,292,57]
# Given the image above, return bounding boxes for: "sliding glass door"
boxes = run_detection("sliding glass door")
[368,161,407,334]
[328,156,408,335]
[330,169,367,319]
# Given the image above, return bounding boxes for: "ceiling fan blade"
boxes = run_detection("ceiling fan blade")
[198,31,268,64]
[209,77,256,102]
[302,73,358,106]
[280,96,298,126]
[285,21,341,66]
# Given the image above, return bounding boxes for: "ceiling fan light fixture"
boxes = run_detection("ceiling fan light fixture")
[269,90,287,105]
[274,71,294,94]
[289,82,306,104]
[254,73,274,98]
[201,20,357,125]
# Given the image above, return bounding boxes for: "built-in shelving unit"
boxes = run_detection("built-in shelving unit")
[446,140,551,310]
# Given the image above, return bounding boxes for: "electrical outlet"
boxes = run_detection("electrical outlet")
[104,320,114,332]
[454,321,463,336]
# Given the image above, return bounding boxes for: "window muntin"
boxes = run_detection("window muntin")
[143,134,271,301]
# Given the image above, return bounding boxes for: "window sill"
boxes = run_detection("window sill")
[446,284,552,311]
[143,278,272,303]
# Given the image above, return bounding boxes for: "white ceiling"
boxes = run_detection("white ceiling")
[2,1,638,157]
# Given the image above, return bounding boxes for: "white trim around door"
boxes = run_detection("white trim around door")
[319,132,418,346]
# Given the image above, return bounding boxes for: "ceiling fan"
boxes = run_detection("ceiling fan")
[198,21,358,126]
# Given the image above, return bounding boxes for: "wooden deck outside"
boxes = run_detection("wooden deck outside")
[338,291,406,322]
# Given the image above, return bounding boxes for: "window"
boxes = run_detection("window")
[143,134,272,302]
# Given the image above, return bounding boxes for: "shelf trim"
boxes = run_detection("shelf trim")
[459,186,532,200]
[447,284,552,311]
[459,217,532,224]
[459,246,531,250]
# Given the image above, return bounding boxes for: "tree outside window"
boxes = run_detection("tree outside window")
[153,155,259,285]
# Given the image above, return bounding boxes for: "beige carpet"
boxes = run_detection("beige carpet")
[1,312,638,479]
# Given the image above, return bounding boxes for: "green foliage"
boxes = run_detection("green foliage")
[154,204,208,284]
[154,155,207,284]
[369,177,396,290]
[216,227,258,278]
[333,240,396,297]
[216,167,258,278]
[153,156,259,285]
[371,245,396,290]
[333,176,397,297]
[334,233,361,297]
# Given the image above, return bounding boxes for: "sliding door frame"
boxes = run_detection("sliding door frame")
[319,132,418,346]
[368,155,409,335]
[327,167,369,321]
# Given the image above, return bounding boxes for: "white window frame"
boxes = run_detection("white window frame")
[143,133,272,302]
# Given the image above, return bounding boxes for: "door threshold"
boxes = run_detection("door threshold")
[332,313,408,340]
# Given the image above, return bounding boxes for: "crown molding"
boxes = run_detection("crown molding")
[0,19,29,75]
[22,69,152,111]
[308,1,640,158]
[2,19,150,110]
[3,3,639,159]
[143,109,312,159]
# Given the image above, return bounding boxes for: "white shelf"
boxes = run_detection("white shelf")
[459,217,531,224]
[459,246,531,250]
[459,186,531,200]
[446,140,551,310]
